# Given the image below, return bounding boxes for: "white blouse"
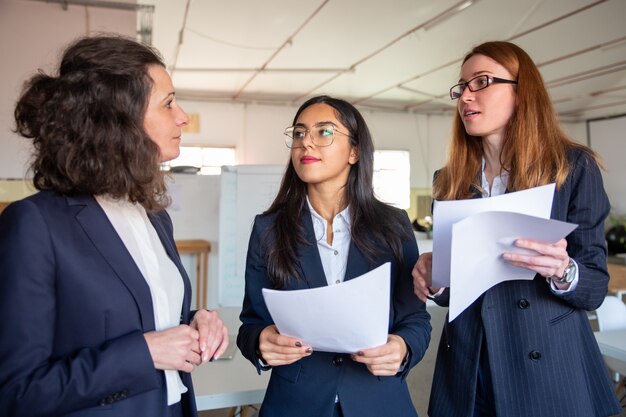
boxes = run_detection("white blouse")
[96,196,187,405]
[307,196,352,286]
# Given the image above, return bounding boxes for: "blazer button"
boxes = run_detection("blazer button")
[518,298,530,309]
[332,355,343,366]
[529,351,542,361]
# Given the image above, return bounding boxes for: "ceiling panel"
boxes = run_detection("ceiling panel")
[503,0,594,35]
[268,0,461,69]
[140,0,626,121]
[514,0,626,64]
[240,71,344,96]
[172,71,255,94]
[155,0,323,68]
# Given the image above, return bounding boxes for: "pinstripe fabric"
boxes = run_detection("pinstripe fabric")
[428,149,621,417]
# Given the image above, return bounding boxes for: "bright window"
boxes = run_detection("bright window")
[373,150,410,209]
[162,146,236,175]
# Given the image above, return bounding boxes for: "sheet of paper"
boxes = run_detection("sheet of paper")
[432,183,556,288]
[448,211,577,321]
[262,263,390,353]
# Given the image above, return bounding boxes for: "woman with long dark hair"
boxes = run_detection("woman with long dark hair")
[0,36,228,417]
[413,41,621,417]
[237,95,431,417]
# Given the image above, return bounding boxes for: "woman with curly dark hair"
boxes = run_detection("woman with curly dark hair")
[0,35,228,417]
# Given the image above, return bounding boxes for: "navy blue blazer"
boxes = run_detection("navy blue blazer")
[237,206,431,417]
[0,191,198,417]
[428,149,621,417]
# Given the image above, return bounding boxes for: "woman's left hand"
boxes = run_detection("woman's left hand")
[502,238,571,285]
[190,309,229,363]
[350,334,407,376]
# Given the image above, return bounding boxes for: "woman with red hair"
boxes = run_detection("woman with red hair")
[413,41,620,417]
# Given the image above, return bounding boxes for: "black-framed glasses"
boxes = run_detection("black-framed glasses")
[449,75,518,100]
[283,123,350,149]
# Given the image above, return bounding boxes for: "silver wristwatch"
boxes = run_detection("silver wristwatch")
[553,258,576,284]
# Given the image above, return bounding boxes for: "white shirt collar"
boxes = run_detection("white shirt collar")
[306,196,352,286]
[306,196,351,242]
[481,158,509,197]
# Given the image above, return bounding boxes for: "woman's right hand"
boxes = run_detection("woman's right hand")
[258,325,313,366]
[144,325,201,373]
[412,252,436,302]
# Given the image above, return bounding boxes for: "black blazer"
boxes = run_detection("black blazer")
[0,191,198,417]
[237,206,431,417]
[428,149,621,417]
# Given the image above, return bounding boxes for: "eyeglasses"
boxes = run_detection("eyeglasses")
[284,123,350,149]
[449,75,517,100]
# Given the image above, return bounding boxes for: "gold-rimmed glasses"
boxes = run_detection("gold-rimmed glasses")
[283,123,350,149]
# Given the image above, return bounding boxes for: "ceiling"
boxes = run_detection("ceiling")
[139,0,626,122]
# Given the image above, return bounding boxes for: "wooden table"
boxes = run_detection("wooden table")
[175,240,211,310]
[608,262,626,300]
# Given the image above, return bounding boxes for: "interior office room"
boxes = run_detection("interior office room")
[1,0,626,416]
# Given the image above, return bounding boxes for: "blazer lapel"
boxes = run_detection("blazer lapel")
[148,213,192,320]
[344,241,371,282]
[296,208,371,286]
[296,209,328,289]
[67,195,156,331]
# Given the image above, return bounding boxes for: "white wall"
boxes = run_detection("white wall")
[177,99,453,189]
[0,0,136,179]
[588,115,626,216]
[175,100,588,190]
[561,120,589,145]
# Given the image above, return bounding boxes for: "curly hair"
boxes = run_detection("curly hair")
[14,35,169,211]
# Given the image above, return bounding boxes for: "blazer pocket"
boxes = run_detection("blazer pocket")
[272,362,302,383]
[548,307,575,325]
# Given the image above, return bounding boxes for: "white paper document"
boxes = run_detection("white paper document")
[262,263,390,353]
[432,183,556,288]
[448,211,577,321]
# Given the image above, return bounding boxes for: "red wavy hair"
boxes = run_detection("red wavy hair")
[434,41,597,200]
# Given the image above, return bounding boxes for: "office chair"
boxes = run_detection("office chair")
[596,296,626,332]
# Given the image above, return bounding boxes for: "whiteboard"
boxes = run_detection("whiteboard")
[218,165,285,307]
[588,115,626,215]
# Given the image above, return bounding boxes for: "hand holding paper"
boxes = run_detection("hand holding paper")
[262,263,391,353]
[428,184,578,321]
[432,183,556,288]
[448,211,577,321]
[257,324,313,367]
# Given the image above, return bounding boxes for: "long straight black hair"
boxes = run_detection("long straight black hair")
[263,95,411,288]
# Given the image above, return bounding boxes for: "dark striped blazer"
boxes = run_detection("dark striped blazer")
[428,148,621,417]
